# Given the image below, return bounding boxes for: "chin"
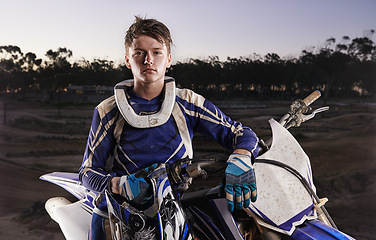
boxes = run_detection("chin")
[140,76,164,84]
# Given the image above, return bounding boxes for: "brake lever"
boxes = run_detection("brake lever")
[301,106,329,123]
[284,106,329,129]
[280,100,311,127]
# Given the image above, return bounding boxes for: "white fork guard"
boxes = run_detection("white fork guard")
[249,118,317,235]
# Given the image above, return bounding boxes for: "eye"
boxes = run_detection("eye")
[134,51,144,56]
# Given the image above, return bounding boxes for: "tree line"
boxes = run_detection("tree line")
[1,31,375,102]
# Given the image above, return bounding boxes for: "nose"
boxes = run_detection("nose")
[144,53,153,65]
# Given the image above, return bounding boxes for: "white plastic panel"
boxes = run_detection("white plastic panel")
[45,197,92,240]
[249,119,316,234]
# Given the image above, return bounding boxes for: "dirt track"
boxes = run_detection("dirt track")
[0,99,375,239]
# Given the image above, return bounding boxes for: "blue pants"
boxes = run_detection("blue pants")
[90,212,106,240]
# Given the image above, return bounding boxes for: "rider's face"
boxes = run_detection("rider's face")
[125,35,172,85]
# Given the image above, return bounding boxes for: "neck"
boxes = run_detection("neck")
[133,80,164,100]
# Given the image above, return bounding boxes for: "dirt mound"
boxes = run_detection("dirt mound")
[322,112,376,137]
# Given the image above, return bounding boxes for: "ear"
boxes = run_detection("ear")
[124,54,131,69]
[166,53,172,68]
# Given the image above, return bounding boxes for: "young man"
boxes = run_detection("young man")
[79,16,259,239]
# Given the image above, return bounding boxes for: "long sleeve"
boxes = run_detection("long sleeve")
[176,88,259,158]
[79,97,119,193]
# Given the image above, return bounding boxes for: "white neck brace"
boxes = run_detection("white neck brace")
[114,77,176,128]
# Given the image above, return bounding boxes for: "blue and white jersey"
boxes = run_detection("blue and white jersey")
[79,86,259,194]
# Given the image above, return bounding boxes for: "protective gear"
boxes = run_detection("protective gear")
[114,77,176,128]
[118,174,151,204]
[80,80,259,201]
[118,164,158,204]
[225,153,257,212]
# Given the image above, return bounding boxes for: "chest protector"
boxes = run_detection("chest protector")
[114,77,193,159]
[114,77,175,128]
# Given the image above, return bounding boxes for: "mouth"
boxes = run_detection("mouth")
[143,68,156,73]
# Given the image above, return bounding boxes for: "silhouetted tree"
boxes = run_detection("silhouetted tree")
[0,45,25,92]
[39,47,73,92]
[299,35,375,102]
[1,31,375,102]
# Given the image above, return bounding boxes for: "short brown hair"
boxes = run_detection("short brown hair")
[124,16,173,54]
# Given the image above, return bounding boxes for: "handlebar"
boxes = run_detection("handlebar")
[279,90,329,129]
[164,91,329,189]
[260,90,329,153]
[302,90,321,106]
[168,157,227,191]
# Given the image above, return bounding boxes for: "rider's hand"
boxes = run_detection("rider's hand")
[117,164,158,204]
[225,153,257,212]
[118,174,152,204]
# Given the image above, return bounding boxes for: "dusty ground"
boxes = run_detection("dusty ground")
[0,98,375,239]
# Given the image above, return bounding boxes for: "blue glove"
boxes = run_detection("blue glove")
[118,164,157,204]
[225,153,257,212]
[118,174,151,204]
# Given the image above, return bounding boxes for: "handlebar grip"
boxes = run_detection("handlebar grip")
[303,90,321,106]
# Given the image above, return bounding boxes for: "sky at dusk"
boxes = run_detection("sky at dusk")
[1,0,375,64]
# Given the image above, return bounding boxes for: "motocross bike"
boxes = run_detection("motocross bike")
[40,90,355,240]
